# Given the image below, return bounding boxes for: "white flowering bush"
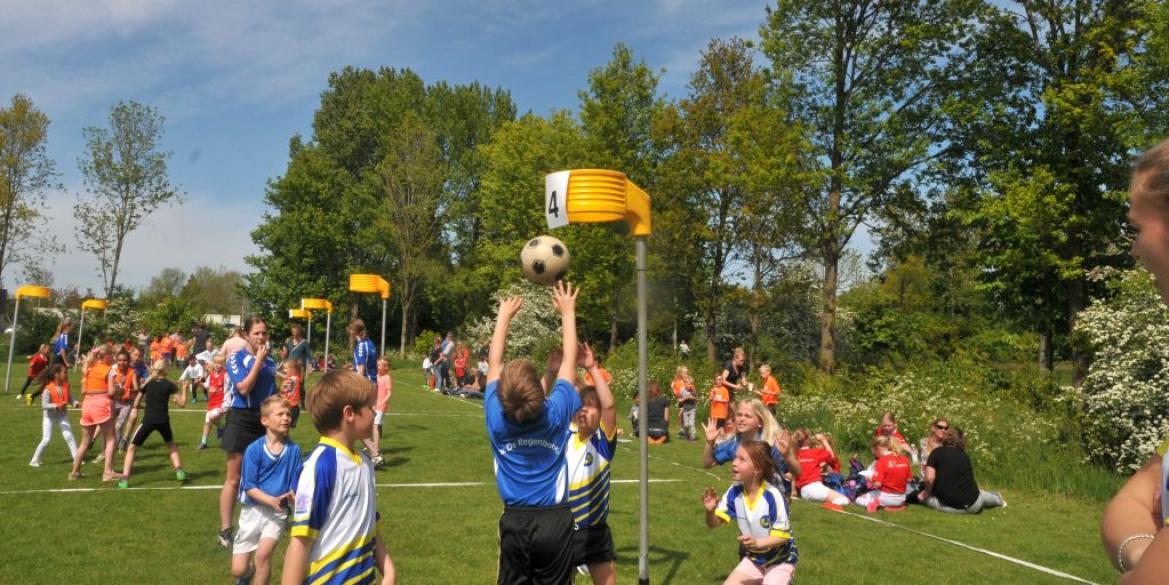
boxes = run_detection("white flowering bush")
[1076,268,1169,472]
[464,280,561,361]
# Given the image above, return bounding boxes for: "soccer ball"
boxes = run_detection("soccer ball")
[520,235,570,286]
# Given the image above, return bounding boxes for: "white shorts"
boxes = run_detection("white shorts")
[205,407,225,424]
[233,504,287,554]
[374,410,385,426]
[854,490,906,508]
[729,557,795,585]
[799,481,849,505]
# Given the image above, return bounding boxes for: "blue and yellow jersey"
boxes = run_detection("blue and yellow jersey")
[715,482,798,567]
[354,338,377,382]
[566,421,617,528]
[291,438,381,585]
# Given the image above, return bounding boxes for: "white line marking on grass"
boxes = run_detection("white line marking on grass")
[799,501,1100,585]
[0,479,680,496]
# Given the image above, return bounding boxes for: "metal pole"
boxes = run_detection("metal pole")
[306,318,313,372]
[5,297,21,394]
[76,309,87,362]
[323,312,332,372]
[379,298,386,358]
[636,237,650,585]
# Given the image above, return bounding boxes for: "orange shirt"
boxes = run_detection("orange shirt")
[111,367,138,401]
[176,341,188,359]
[709,385,730,420]
[84,362,112,394]
[282,375,302,408]
[150,341,161,362]
[45,382,71,407]
[160,337,175,354]
[583,367,612,387]
[760,376,781,406]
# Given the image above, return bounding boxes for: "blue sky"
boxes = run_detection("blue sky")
[2,0,773,293]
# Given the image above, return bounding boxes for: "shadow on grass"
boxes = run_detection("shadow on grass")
[383,457,410,467]
[615,544,691,585]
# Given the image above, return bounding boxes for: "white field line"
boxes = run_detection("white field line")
[0,478,680,496]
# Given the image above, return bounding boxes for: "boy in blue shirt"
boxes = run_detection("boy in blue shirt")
[486,281,581,585]
[232,396,302,585]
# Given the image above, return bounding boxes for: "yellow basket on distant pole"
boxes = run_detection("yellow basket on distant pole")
[6,285,53,394]
[349,274,391,356]
[300,298,333,371]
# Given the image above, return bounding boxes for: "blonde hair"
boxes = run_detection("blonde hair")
[759,363,771,376]
[1134,138,1169,208]
[145,359,169,383]
[499,359,544,424]
[738,398,780,444]
[261,395,291,418]
[308,370,375,432]
[870,434,894,453]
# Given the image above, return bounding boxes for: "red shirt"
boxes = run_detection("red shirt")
[795,447,839,490]
[207,370,225,410]
[27,353,48,378]
[873,453,912,494]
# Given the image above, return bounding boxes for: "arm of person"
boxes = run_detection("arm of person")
[173,382,188,408]
[281,536,313,585]
[131,391,144,411]
[703,487,727,528]
[583,345,616,435]
[232,347,268,396]
[918,465,937,501]
[486,297,524,383]
[720,368,741,391]
[374,535,396,585]
[552,281,578,383]
[742,533,790,551]
[1104,456,1162,572]
[702,419,720,468]
[246,488,285,512]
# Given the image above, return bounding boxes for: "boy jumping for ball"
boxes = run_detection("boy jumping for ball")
[232,396,301,585]
[282,370,395,585]
[487,281,581,584]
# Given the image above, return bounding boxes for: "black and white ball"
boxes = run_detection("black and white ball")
[520,235,570,287]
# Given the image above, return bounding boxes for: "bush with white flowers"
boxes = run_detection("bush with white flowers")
[1076,268,1169,472]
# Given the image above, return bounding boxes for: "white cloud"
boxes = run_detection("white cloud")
[31,185,261,293]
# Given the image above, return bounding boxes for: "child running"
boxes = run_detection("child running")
[703,439,799,585]
[17,344,51,405]
[232,396,301,585]
[282,370,396,585]
[855,435,912,513]
[362,357,392,467]
[199,355,228,450]
[69,347,120,481]
[29,364,79,466]
[567,343,618,585]
[279,359,303,429]
[485,281,581,584]
[117,360,189,488]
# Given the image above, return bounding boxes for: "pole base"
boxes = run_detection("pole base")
[638,579,649,585]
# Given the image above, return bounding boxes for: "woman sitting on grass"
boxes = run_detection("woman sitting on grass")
[915,427,1004,514]
[918,417,950,463]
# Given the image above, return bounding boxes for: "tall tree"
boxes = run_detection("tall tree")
[761,0,978,372]
[948,0,1168,379]
[578,43,663,350]
[75,101,182,297]
[376,112,447,356]
[0,94,59,288]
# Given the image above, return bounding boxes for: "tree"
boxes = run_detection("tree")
[75,101,182,297]
[182,266,244,315]
[0,94,59,289]
[140,267,187,305]
[375,112,447,356]
[578,43,663,350]
[760,0,978,372]
[946,0,1168,379]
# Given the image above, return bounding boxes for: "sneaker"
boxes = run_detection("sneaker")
[117,479,129,489]
[576,565,591,576]
[236,564,255,585]
[372,455,385,466]
[28,460,41,467]
[25,394,33,406]
[176,469,187,481]
[68,471,82,480]
[14,394,22,400]
[217,528,234,547]
[94,453,105,463]
[197,442,208,450]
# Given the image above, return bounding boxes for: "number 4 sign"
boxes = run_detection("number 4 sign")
[545,170,570,229]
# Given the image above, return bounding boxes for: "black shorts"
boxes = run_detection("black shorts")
[572,521,616,566]
[289,406,300,429]
[130,421,174,446]
[498,504,574,585]
[221,409,264,453]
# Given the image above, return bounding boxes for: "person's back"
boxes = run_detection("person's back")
[927,445,978,507]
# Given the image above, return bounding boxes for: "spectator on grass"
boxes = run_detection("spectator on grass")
[874,410,919,463]
[644,382,670,445]
[702,398,800,497]
[793,428,849,506]
[919,417,950,463]
[915,427,1005,514]
[284,324,310,375]
[721,347,748,397]
[439,332,455,392]
[1103,139,1169,582]
[426,336,442,391]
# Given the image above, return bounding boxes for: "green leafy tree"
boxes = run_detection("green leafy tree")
[75,101,183,297]
[760,0,978,373]
[0,94,60,288]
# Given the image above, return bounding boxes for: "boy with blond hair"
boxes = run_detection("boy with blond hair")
[282,371,395,585]
[232,396,301,585]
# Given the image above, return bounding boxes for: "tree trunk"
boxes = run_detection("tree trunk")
[818,244,839,374]
[1068,277,1088,386]
[1038,330,1054,372]
[399,297,411,357]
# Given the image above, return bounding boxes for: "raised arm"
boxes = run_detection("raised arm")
[487,297,524,383]
[551,281,578,384]
[1103,457,1162,572]
[581,343,615,433]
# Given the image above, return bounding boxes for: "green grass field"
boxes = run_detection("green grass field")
[0,365,1118,584]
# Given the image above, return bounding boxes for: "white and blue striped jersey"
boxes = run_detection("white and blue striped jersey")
[485,378,580,506]
[227,348,278,410]
[566,422,616,528]
[291,438,381,585]
[714,482,798,567]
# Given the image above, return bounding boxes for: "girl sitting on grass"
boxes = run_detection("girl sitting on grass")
[703,439,798,585]
[793,429,849,507]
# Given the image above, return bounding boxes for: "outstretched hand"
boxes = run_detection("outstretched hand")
[577,342,595,369]
[498,296,524,320]
[551,281,577,315]
[702,487,719,512]
[702,418,719,445]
